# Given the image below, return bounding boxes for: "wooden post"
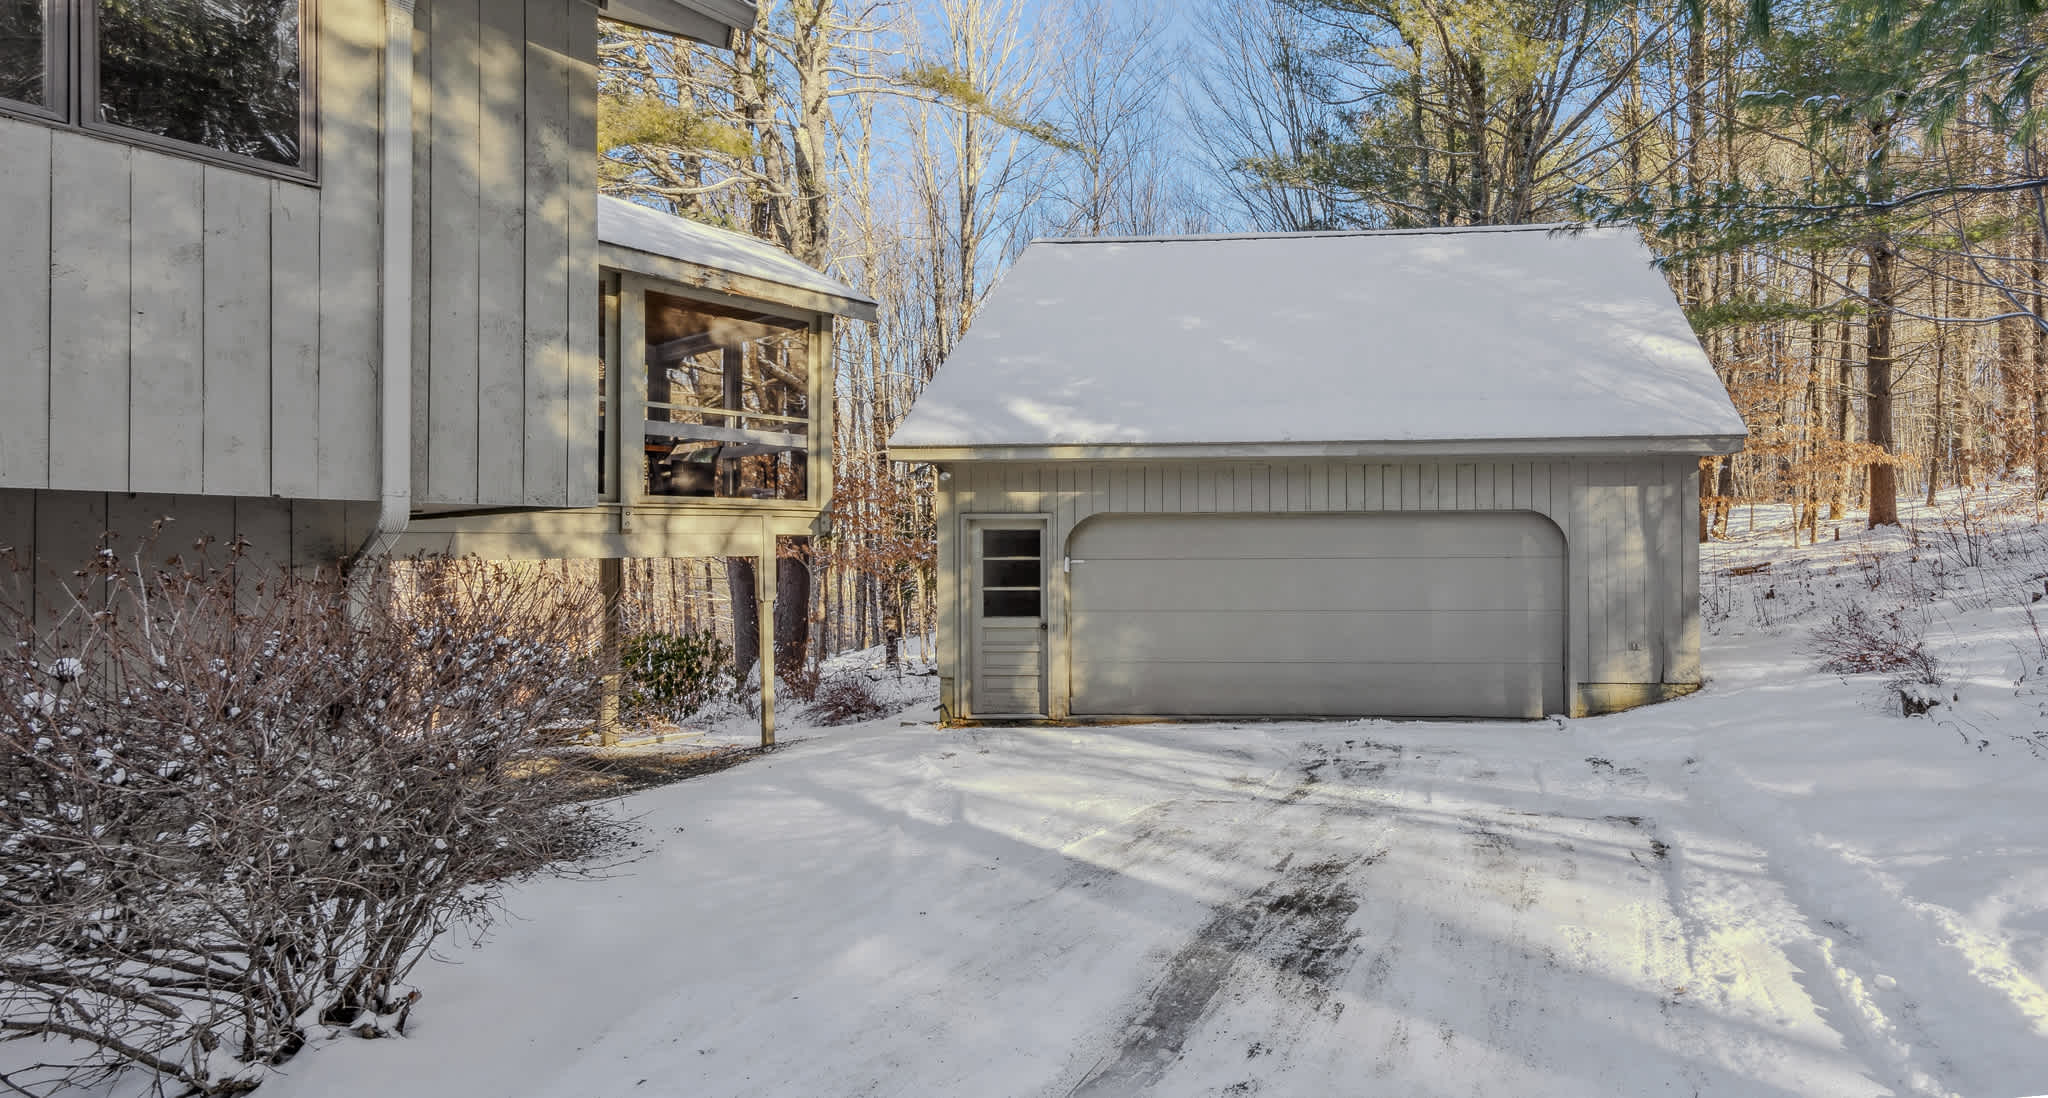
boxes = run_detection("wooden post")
[598,556,623,747]
[757,520,776,748]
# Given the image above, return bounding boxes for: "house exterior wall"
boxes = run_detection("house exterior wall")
[0,0,600,516]
[0,0,387,503]
[410,0,600,510]
[0,488,373,638]
[934,457,1703,721]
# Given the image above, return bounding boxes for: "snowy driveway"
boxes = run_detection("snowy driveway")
[270,682,2048,1098]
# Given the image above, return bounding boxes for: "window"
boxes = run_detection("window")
[981,529,1042,618]
[640,288,812,502]
[0,1,48,109]
[0,0,311,175]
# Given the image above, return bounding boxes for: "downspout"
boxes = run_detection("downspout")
[357,0,417,564]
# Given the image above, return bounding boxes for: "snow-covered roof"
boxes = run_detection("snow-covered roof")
[888,225,1746,458]
[597,196,876,320]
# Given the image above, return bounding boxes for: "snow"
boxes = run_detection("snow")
[27,491,2048,1098]
[597,196,875,308]
[887,225,1749,453]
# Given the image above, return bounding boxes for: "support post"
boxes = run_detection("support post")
[598,556,624,747]
[757,521,776,747]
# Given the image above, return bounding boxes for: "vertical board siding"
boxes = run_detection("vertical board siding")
[0,122,53,488]
[5,489,360,639]
[409,0,435,500]
[943,457,1695,719]
[563,6,601,505]
[270,182,323,498]
[476,0,529,505]
[2,0,388,501]
[520,0,573,507]
[48,136,132,491]
[201,167,274,496]
[317,0,384,501]
[128,155,206,493]
[405,0,594,509]
[427,0,484,504]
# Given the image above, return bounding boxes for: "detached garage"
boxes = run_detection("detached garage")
[888,224,1747,722]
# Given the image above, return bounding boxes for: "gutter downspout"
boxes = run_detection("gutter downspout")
[357,0,417,565]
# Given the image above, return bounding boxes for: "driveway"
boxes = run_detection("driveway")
[266,692,2047,1098]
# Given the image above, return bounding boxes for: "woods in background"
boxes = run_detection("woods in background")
[594,0,2048,665]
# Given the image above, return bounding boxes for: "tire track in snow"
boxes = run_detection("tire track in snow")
[1064,850,1378,1098]
[1055,739,1412,1096]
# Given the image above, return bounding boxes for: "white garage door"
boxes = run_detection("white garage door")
[1066,512,1566,719]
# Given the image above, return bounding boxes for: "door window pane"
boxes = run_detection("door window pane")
[983,559,1038,588]
[983,529,1040,558]
[983,590,1040,619]
[96,0,305,167]
[0,0,46,106]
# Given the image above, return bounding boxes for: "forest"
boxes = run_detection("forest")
[592,0,2048,664]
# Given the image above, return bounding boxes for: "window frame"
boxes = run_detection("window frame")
[610,271,826,512]
[0,0,319,184]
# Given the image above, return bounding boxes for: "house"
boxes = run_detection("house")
[886,225,1748,722]
[0,0,872,741]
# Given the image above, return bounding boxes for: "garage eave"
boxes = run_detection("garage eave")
[891,434,1750,464]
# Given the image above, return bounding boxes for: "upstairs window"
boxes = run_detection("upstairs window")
[0,1,48,109]
[0,0,311,176]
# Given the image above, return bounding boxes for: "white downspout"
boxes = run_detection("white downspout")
[359,0,417,563]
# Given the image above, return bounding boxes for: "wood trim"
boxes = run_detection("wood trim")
[599,241,878,322]
[892,436,1751,464]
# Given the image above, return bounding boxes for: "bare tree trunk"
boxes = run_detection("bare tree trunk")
[1867,235,1900,527]
[728,558,759,674]
[2036,229,2048,497]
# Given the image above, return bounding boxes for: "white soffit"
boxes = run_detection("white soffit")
[598,195,876,316]
[887,225,1748,454]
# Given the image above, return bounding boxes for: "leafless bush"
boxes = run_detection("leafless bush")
[1810,604,1943,685]
[778,657,822,704]
[0,543,611,1096]
[807,674,889,726]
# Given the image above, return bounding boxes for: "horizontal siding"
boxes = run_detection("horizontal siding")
[941,458,1700,720]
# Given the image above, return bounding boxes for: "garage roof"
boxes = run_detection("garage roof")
[598,196,877,321]
[887,225,1747,460]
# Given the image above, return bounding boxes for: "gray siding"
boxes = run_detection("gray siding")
[412,0,599,509]
[0,0,600,511]
[0,489,372,643]
[936,458,1703,721]
[0,0,384,500]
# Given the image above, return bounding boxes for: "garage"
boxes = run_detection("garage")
[1067,513,1566,719]
[888,225,1749,720]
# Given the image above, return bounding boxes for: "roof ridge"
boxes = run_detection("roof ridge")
[1030,223,1594,246]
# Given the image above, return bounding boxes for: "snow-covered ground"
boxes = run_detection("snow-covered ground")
[192,493,2048,1094]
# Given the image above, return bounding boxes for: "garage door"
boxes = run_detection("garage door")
[1067,513,1565,719]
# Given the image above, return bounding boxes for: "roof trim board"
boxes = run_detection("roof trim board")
[888,435,1748,464]
[597,0,755,45]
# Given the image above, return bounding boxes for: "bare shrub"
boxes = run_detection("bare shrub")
[778,657,822,704]
[1810,603,1945,710]
[0,544,611,1096]
[808,674,889,726]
